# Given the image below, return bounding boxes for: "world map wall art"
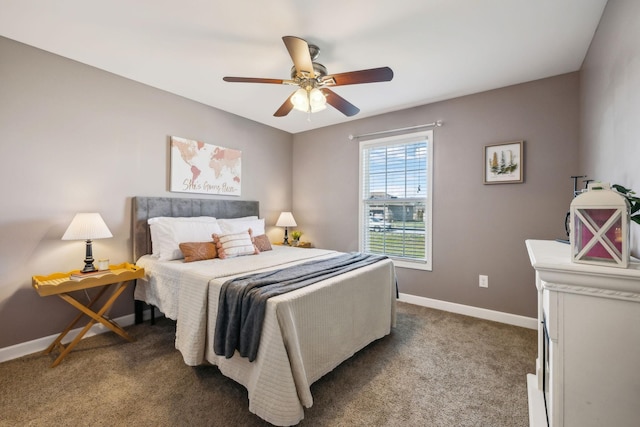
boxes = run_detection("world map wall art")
[170,136,242,196]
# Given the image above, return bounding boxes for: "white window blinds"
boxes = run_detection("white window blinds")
[359,130,433,270]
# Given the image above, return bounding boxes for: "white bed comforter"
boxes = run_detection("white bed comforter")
[134,246,396,426]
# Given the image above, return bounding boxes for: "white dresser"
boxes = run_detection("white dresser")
[525,240,640,427]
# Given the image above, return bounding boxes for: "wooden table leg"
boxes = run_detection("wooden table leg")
[44,285,111,355]
[46,281,134,367]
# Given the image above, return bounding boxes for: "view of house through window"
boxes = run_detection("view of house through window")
[359,130,433,270]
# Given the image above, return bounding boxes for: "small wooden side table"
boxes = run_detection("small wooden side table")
[32,263,144,367]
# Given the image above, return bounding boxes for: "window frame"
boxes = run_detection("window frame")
[358,129,433,271]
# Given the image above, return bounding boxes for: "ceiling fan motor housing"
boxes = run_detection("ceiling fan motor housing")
[290,62,327,81]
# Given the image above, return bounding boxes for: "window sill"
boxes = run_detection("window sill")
[391,258,432,271]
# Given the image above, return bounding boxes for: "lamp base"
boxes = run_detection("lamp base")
[81,264,97,273]
[282,228,290,245]
[81,239,97,272]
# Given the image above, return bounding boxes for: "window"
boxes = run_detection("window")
[359,130,433,270]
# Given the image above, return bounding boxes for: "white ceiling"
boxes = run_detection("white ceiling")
[0,0,607,134]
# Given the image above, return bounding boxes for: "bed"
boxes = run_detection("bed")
[131,196,396,426]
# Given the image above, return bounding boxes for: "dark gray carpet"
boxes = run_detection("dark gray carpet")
[0,302,536,426]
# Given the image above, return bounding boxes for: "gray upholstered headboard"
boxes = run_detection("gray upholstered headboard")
[132,196,260,261]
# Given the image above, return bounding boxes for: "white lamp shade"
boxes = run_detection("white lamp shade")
[62,213,113,241]
[276,212,297,228]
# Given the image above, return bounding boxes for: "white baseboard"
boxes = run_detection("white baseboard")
[0,310,152,364]
[398,293,537,330]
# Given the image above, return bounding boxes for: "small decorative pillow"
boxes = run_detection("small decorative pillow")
[213,229,259,259]
[179,242,218,263]
[252,234,272,252]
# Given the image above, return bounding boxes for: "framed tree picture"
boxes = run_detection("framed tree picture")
[484,140,524,184]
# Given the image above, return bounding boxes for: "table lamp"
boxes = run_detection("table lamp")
[276,212,297,245]
[62,213,113,273]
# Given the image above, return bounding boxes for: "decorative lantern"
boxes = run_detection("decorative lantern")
[570,182,630,268]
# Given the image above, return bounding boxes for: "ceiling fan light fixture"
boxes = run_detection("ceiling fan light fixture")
[291,88,309,112]
[309,88,327,112]
[291,87,326,113]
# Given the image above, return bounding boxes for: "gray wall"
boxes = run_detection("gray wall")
[292,73,580,318]
[0,37,293,348]
[580,0,640,257]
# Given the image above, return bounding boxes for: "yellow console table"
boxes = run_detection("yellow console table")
[32,263,144,367]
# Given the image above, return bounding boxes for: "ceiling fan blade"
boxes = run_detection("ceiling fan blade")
[321,88,360,117]
[274,93,295,117]
[282,36,315,79]
[223,77,285,84]
[322,66,394,86]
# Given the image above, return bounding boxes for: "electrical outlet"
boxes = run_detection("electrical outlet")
[479,275,489,288]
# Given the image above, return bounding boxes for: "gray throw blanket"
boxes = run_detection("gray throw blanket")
[214,252,387,362]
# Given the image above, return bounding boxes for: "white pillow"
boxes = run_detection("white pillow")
[218,217,265,236]
[148,216,222,261]
[222,216,258,222]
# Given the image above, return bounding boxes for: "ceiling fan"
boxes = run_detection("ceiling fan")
[223,36,394,117]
